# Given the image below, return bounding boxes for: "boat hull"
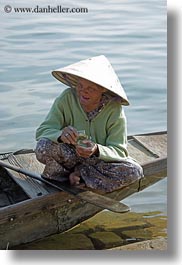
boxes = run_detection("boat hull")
[0,131,167,249]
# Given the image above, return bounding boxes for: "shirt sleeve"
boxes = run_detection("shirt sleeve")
[36,96,65,143]
[97,107,128,162]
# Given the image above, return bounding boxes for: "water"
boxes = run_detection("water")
[0,0,167,247]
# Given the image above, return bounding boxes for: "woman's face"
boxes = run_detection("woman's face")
[76,79,106,109]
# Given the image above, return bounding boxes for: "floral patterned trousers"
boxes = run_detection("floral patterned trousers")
[35,138,143,192]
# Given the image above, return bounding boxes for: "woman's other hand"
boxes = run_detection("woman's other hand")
[76,140,98,158]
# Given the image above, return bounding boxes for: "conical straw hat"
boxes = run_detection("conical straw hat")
[52,55,129,105]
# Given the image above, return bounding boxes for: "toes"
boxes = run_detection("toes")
[69,173,80,185]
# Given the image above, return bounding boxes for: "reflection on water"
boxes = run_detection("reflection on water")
[13,210,167,250]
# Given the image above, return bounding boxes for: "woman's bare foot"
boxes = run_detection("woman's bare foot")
[69,171,81,185]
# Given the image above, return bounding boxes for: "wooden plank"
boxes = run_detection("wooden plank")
[142,157,167,176]
[0,191,100,249]
[132,133,167,158]
[6,154,49,199]
[127,132,167,164]
[127,139,156,164]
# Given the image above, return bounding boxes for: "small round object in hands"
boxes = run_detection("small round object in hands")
[76,140,98,158]
[77,130,88,147]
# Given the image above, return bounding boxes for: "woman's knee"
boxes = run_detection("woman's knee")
[130,160,143,178]
[35,138,54,164]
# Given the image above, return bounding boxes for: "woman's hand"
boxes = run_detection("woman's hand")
[76,140,98,158]
[60,126,78,145]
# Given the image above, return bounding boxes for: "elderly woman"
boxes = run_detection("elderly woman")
[35,55,143,192]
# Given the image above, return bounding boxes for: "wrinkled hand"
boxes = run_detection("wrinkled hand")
[60,126,78,145]
[76,140,98,158]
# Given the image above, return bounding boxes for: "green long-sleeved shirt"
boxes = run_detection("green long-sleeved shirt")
[36,88,128,162]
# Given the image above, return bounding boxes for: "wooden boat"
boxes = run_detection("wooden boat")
[0,131,167,249]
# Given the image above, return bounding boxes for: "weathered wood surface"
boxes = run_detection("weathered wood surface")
[0,165,28,208]
[0,131,167,249]
[6,153,49,198]
[0,158,166,250]
[127,131,167,163]
[0,159,131,214]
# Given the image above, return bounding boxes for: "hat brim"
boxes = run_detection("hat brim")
[52,55,129,106]
[52,71,129,106]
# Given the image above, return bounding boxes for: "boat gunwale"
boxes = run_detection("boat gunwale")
[0,130,167,158]
[0,156,167,219]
